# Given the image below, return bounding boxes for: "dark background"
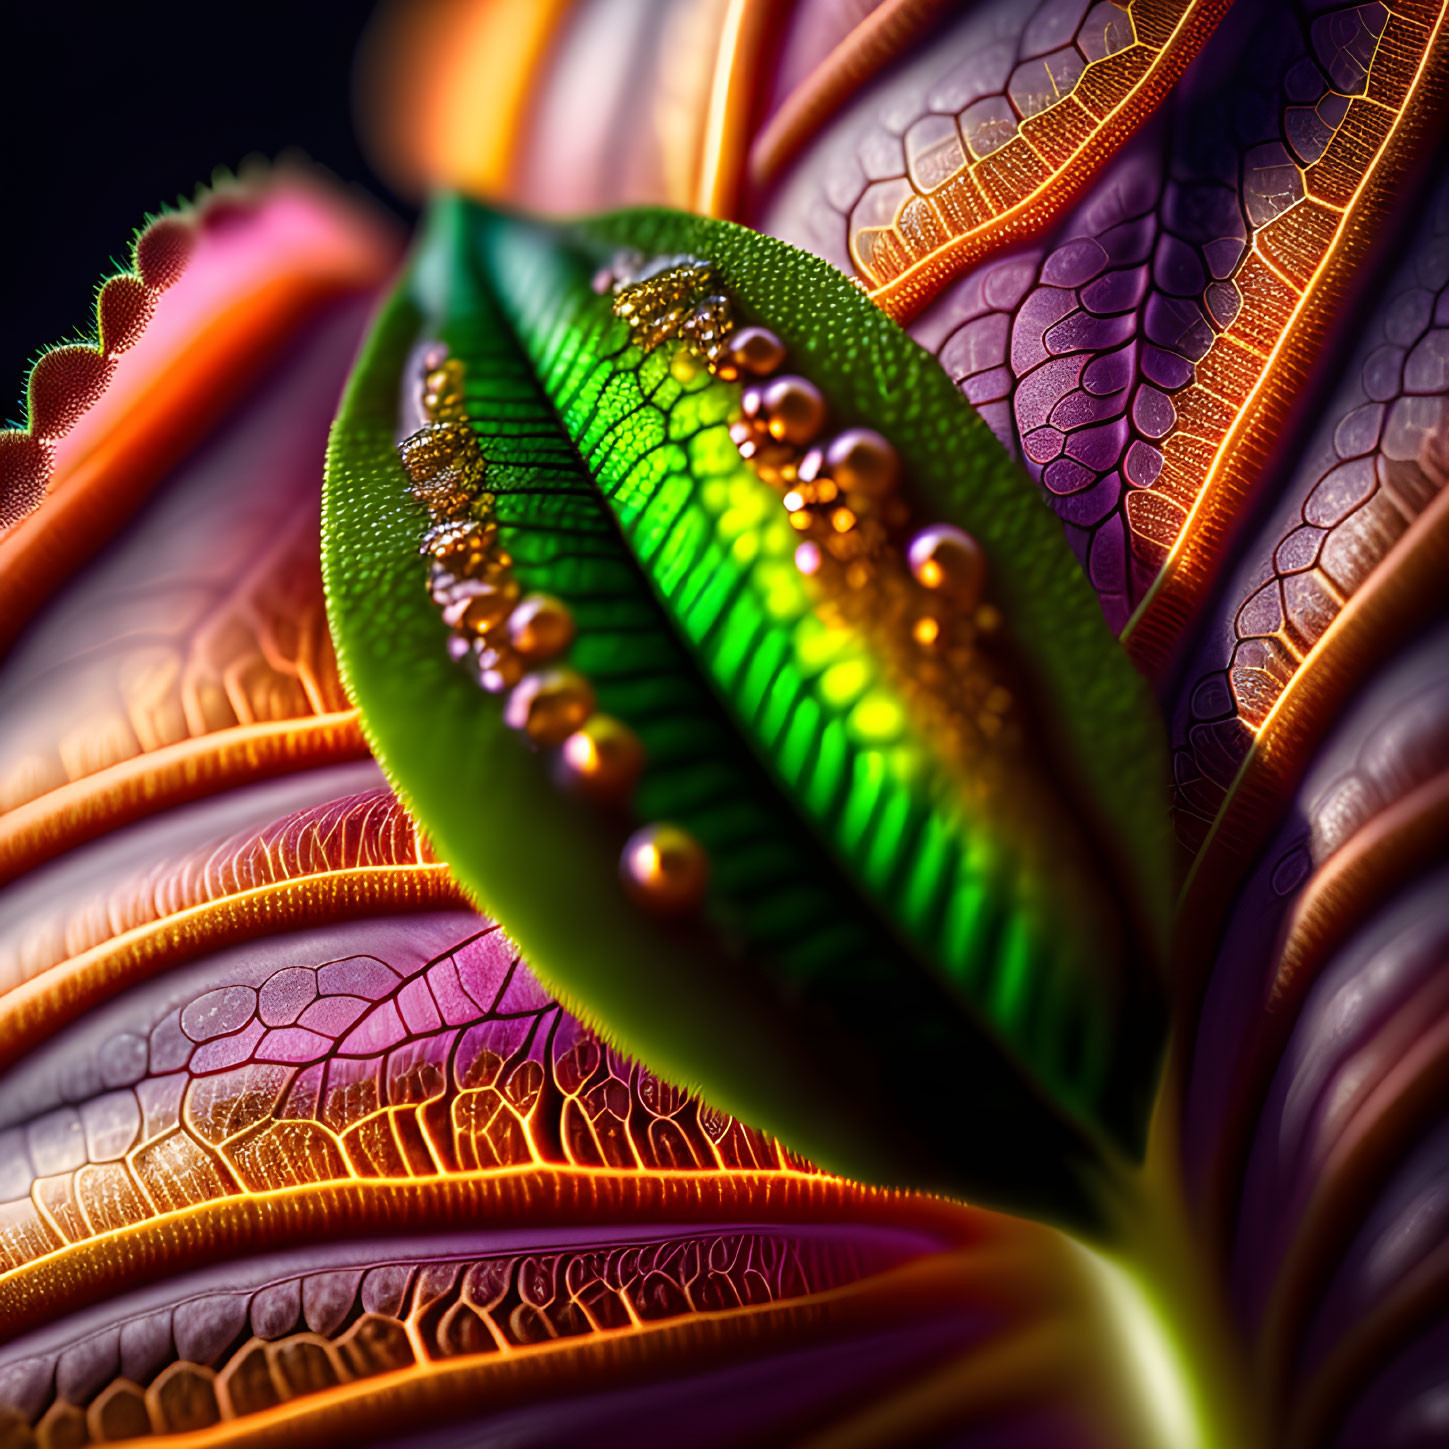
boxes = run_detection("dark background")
[1,3,407,421]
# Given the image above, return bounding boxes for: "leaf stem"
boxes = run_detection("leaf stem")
[1079,1056,1264,1449]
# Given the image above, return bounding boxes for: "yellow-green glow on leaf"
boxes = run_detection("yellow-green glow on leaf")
[850,691,905,744]
[821,657,871,708]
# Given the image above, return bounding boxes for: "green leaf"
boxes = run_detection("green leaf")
[324,196,1171,1231]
